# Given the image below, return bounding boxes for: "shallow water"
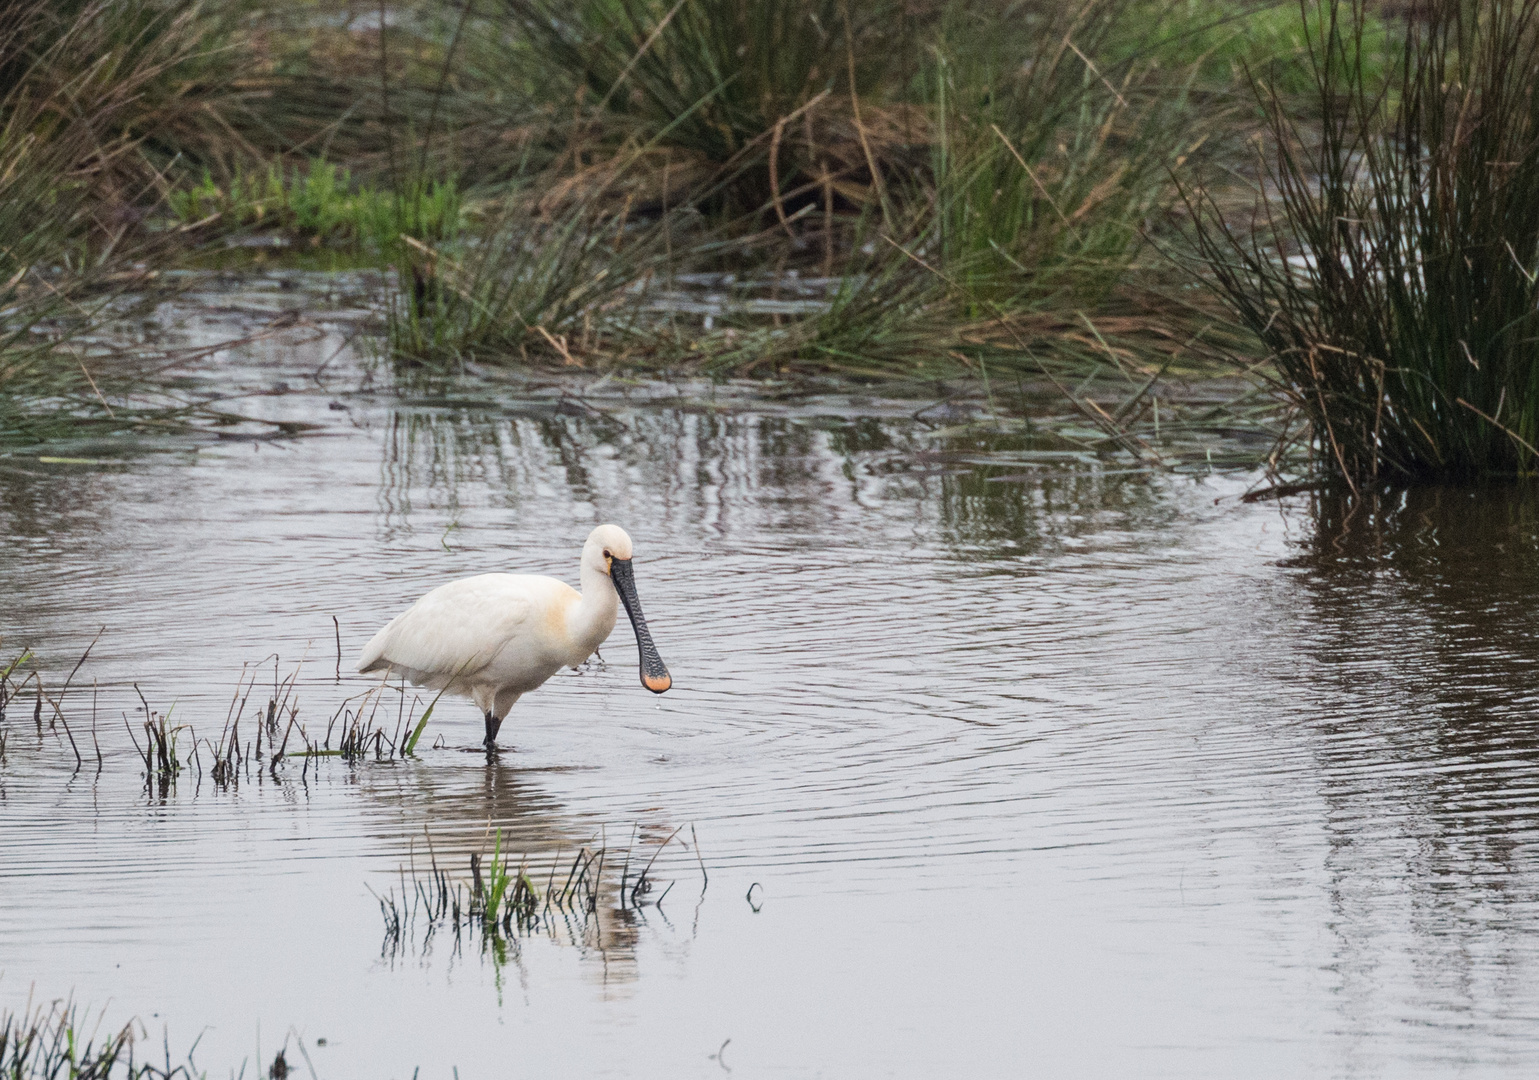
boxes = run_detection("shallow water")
[5,281,1539,1077]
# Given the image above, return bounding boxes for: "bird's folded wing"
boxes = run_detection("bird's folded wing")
[357,576,538,680]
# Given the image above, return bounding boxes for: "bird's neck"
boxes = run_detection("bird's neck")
[568,561,620,655]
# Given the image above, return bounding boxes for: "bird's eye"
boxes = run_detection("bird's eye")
[603,548,611,558]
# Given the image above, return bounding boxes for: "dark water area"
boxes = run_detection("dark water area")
[4,279,1539,1077]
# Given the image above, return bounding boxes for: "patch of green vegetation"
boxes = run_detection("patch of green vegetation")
[1115,0,1397,95]
[169,159,463,251]
[11,0,1449,478]
[385,0,1223,391]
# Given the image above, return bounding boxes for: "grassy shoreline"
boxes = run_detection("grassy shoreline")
[14,0,1504,490]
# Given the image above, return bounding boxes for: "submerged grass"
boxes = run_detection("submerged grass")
[376,823,702,967]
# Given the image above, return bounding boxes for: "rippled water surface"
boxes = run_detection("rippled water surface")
[5,279,1539,1077]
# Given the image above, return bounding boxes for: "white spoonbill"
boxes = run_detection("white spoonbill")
[357,524,671,748]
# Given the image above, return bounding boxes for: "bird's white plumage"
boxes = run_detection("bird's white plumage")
[360,574,585,705]
[356,525,647,740]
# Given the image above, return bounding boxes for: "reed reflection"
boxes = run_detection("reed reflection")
[374,403,913,544]
[1292,486,1539,1033]
[372,399,1188,563]
[936,464,1174,560]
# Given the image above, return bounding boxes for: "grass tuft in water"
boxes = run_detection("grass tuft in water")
[0,997,195,1079]
[129,686,184,795]
[1184,0,1539,487]
[385,194,677,367]
[377,824,701,966]
[0,648,450,787]
[376,832,567,962]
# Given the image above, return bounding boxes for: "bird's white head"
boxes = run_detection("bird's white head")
[583,523,634,575]
[580,523,671,694]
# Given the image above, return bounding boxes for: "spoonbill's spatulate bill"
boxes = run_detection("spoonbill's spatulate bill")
[357,524,671,748]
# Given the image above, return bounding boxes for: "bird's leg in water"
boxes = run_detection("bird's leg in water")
[483,710,503,748]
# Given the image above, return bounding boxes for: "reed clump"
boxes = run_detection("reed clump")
[203,657,444,783]
[502,0,904,216]
[1184,0,1539,487]
[0,998,195,1080]
[386,196,679,366]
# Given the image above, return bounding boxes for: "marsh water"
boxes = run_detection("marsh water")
[5,274,1539,1077]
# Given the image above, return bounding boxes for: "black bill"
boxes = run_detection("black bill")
[610,557,672,693]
